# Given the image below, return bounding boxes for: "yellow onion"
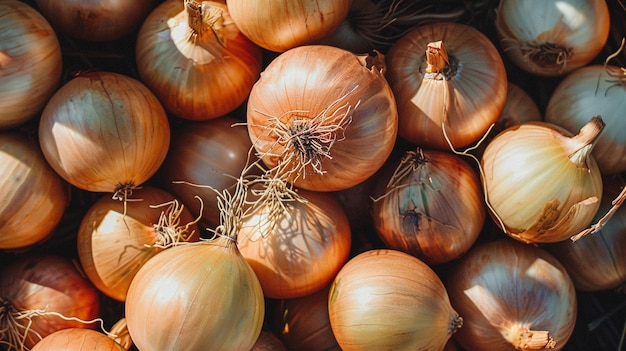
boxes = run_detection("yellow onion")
[495,0,610,76]
[0,0,62,129]
[246,46,398,192]
[445,238,577,351]
[481,117,604,243]
[226,0,351,52]
[0,131,70,250]
[385,22,508,150]
[136,0,263,121]
[38,71,170,198]
[370,147,485,265]
[77,186,201,302]
[328,249,463,351]
[31,328,127,351]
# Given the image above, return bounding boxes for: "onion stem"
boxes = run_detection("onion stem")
[149,197,203,248]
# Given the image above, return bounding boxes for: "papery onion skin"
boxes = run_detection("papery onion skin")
[125,237,265,351]
[226,0,351,53]
[31,328,126,351]
[136,0,263,121]
[0,0,62,129]
[0,132,70,250]
[246,45,398,192]
[385,22,507,150]
[38,71,170,194]
[545,64,626,175]
[495,0,610,76]
[328,249,463,351]
[445,238,577,351]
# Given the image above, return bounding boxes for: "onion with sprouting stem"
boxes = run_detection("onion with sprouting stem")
[246,45,398,192]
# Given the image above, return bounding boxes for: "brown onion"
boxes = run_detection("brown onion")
[31,328,126,351]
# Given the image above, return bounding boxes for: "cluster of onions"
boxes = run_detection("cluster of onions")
[370,147,485,265]
[38,71,171,201]
[136,0,263,121]
[445,238,578,351]
[328,249,463,350]
[77,186,201,302]
[0,131,70,250]
[495,0,610,76]
[31,328,127,351]
[0,0,62,129]
[385,21,508,150]
[0,254,101,351]
[246,45,398,192]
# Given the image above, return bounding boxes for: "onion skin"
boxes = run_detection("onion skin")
[38,71,170,194]
[0,0,62,129]
[31,328,126,351]
[445,239,577,351]
[0,132,70,250]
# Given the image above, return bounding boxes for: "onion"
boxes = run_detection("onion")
[0,0,62,129]
[77,186,201,302]
[31,328,126,351]
[246,46,398,192]
[34,0,156,42]
[481,117,604,243]
[226,0,351,52]
[445,238,578,351]
[385,22,508,150]
[328,249,463,351]
[545,64,626,175]
[495,0,610,76]
[38,71,170,198]
[0,254,101,351]
[135,0,263,121]
[370,147,485,265]
[0,131,70,250]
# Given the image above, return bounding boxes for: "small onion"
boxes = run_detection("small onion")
[0,131,70,250]
[38,71,170,197]
[0,0,62,129]
[328,249,463,351]
[495,0,610,76]
[31,328,126,351]
[445,238,577,351]
[136,0,263,121]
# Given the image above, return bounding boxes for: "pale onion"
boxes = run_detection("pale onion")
[545,64,626,175]
[38,71,170,198]
[246,46,398,192]
[226,0,351,52]
[0,131,70,250]
[77,186,201,302]
[547,175,626,292]
[0,254,101,351]
[157,116,255,229]
[34,0,156,42]
[31,328,126,351]
[328,249,463,351]
[445,238,577,351]
[250,331,287,351]
[0,0,62,129]
[238,179,352,299]
[370,147,485,265]
[136,0,263,121]
[385,22,508,150]
[495,0,610,76]
[481,117,604,243]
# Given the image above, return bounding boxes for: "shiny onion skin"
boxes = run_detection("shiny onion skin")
[238,187,352,299]
[495,0,610,77]
[385,22,507,150]
[226,0,351,53]
[38,71,170,195]
[31,328,126,351]
[34,0,157,42]
[246,46,398,192]
[136,0,263,121]
[0,132,70,250]
[328,249,463,351]
[0,254,101,351]
[370,148,485,266]
[445,239,577,351]
[77,186,201,302]
[0,0,62,129]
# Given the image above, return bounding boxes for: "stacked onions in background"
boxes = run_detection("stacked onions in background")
[1,0,625,350]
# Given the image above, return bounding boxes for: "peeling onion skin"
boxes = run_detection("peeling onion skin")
[31,328,126,351]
